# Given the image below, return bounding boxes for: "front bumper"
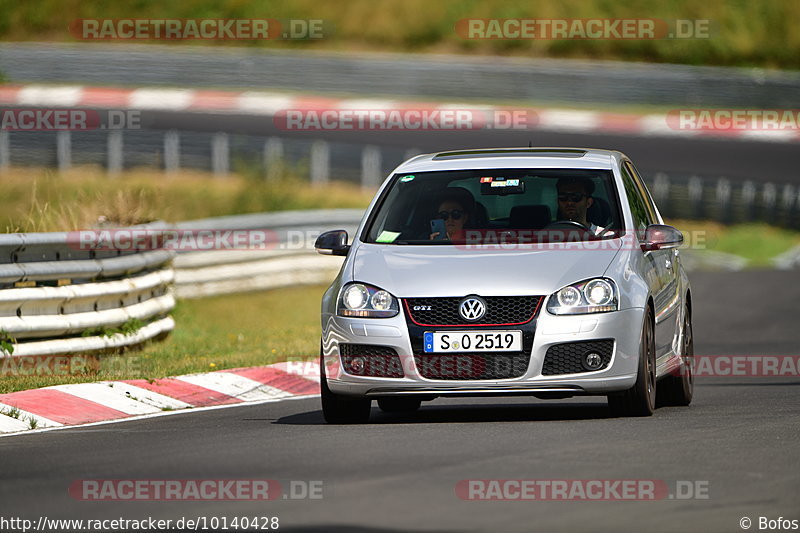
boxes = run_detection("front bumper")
[322,307,644,398]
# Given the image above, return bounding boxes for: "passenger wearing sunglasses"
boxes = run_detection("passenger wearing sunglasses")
[429,188,473,240]
[555,177,606,235]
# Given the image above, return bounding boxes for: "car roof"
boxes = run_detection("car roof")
[395,147,625,173]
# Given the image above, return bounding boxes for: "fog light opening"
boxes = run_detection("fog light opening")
[349,356,367,375]
[582,352,603,371]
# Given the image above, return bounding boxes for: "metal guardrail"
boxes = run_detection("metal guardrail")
[2,43,799,107]
[2,126,798,228]
[0,210,362,356]
[173,209,360,298]
[0,223,175,357]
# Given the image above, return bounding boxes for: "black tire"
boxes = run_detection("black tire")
[608,307,656,417]
[377,397,422,413]
[320,345,371,424]
[656,306,694,407]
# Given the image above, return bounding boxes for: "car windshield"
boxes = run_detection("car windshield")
[364,168,623,244]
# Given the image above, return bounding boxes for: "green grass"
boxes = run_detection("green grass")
[1,167,373,232]
[670,219,800,266]
[0,0,798,69]
[0,405,21,418]
[0,285,326,394]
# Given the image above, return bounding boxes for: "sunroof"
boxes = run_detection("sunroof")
[433,148,588,160]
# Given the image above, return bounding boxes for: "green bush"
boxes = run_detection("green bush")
[0,0,797,69]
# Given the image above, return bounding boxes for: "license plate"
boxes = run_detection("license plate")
[423,331,522,353]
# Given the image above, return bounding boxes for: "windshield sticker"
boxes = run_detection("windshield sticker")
[488,178,520,188]
[400,175,415,183]
[376,230,401,243]
[480,177,493,183]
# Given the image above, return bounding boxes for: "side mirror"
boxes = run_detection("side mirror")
[315,230,350,256]
[641,224,683,251]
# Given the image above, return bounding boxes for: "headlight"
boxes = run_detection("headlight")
[547,278,617,315]
[343,284,369,310]
[556,286,581,307]
[584,279,614,306]
[338,283,399,318]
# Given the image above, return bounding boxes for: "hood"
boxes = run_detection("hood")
[351,241,622,297]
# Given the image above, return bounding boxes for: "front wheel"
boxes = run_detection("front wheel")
[657,306,694,407]
[320,346,371,424]
[608,307,656,417]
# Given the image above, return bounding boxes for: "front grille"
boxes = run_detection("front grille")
[404,296,541,326]
[541,340,614,375]
[414,353,530,380]
[340,344,404,378]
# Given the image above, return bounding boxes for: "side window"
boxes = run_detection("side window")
[620,164,653,240]
[624,161,659,223]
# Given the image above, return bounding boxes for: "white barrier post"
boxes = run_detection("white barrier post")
[0,131,9,172]
[56,131,71,173]
[781,184,795,212]
[742,180,756,221]
[780,184,795,226]
[310,140,330,186]
[762,182,777,223]
[653,172,670,204]
[107,130,123,176]
[211,133,229,177]
[763,183,776,208]
[164,130,180,175]
[716,177,731,224]
[688,176,703,219]
[361,145,381,189]
[264,137,284,180]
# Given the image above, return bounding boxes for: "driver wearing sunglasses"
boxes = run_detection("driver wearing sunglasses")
[429,188,473,240]
[556,177,606,235]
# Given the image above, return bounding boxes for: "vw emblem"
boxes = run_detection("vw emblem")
[459,296,487,321]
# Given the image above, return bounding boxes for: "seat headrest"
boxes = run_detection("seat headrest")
[587,196,612,227]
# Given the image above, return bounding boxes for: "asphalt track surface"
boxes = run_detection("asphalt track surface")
[140,110,800,182]
[1,270,799,532]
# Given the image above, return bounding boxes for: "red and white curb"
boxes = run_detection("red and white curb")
[1,84,797,143]
[0,361,320,436]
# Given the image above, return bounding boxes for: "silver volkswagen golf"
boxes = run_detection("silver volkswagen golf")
[315,148,693,423]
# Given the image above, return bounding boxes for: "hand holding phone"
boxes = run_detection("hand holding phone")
[430,218,447,240]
